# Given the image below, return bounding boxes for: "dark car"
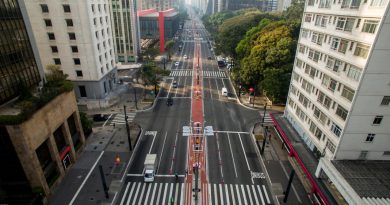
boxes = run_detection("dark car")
[167,97,173,106]
[93,114,109,121]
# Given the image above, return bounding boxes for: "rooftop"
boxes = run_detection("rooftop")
[332,160,390,199]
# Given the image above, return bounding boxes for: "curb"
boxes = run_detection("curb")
[227,72,259,111]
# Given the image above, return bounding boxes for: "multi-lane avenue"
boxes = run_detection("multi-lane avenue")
[116,12,274,205]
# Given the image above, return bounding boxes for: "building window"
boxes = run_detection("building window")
[362,20,379,34]
[40,4,49,13]
[48,33,55,40]
[341,0,362,8]
[63,4,71,13]
[69,32,76,40]
[336,17,355,31]
[54,58,61,65]
[91,4,95,12]
[319,0,331,7]
[73,58,80,65]
[65,19,73,27]
[51,46,58,53]
[76,70,83,77]
[336,105,348,120]
[359,151,368,159]
[383,151,390,156]
[308,49,320,62]
[315,15,328,27]
[71,46,78,53]
[326,57,342,72]
[373,116,383,125]
[354,43,370,58]
[341,86,355,101]
[365,133,375,142]
[296,58,303,68]
[308,0,315,5]
[326,140,336,153]
[79,86,87,97]
[311,33,324,45]
[346,65,361,81]
[44,19,52,27]
[371,0,387,6]
[331,123,342,137]
[381,96,390,105]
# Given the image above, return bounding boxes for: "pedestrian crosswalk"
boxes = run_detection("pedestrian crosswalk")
[169,70,227,78]
[119,182,271,205]
[261,115,274,125]
[209,183,272,205]
[120,182,184,205]
[110,113,136,126]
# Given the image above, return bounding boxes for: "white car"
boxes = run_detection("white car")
[183,55,187,59]
[175,62,179,67]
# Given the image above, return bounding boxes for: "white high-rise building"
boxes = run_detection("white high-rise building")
[21,0,117,101]
[285,0,390,203]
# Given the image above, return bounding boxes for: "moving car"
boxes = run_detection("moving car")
[93,114,109,122]
[167,97,173,106]
[175,62,179,67]
[183,55,187,59]
[172,81,178,88]
[221,87,228,97]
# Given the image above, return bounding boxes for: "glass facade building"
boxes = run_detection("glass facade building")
[0,0,41,105]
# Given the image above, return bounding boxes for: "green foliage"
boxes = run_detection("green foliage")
[165,40,175,60]
[282,0,305,21]
[142,47,160,62]
[79,112,93,136]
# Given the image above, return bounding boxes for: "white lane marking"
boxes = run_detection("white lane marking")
[144,183,152,204]
[252,185,260,205]
[208,184,213,205]
[102,113,113,127]
[214,184,218,205]
[69,151,104,205]
[213,131,250,134]
[241,184,248,205]
[156,183,163,204]
[150,183,158,205]
[131,182,141,205]
[157,131,168,174]
[225,184,230,205]
[230,184,236,205]
[148,131,157,154]
[169,131,180,173]
[126,182,137,205]
[126,173,143,176]
[175,183,179,203]
[246,185,254,205]
[257,185,265,205]
[227,133,238,178]
[120,182,130,205]
[235,184,242,205]
[238,133,252,180]
[262,185,271,204]
[168,183,174,204]
[161,183,168,204]
[180,183,184,205]
[219,184,224,205]
[121,129,144,182]
[215,133,224,180]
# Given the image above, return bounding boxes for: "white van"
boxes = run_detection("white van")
[221,87,228,97]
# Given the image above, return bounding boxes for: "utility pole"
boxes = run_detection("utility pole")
[98,165,109,199]
[124,105,132,151]
[283,170,295,203]
[133,86,138,110]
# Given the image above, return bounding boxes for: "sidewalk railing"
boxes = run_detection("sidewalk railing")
[270,113,329,205]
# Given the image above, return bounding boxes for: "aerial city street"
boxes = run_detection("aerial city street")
[1,0,390,205]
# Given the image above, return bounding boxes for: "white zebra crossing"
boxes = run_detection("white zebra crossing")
[110,113,136,125]
[209,183,272,205]
[169,70,227,78]
[120,182,183,205]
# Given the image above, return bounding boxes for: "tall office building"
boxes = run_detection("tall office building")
[285,0,390,203]
[1,1,85,203]
[22,0,117,100]
[110,0,141,63]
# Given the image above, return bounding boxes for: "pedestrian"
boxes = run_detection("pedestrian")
[113,123,115,128]
[175,173,179,182]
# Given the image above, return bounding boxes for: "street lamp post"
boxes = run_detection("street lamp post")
[124,105,133,151]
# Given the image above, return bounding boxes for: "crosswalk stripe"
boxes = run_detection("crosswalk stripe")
[252,185,260,205]
[125,182,136,205]
[230,184,235,205]
[144,183,152,204]
[120,182,130,205]
[175,183,179,204]
[131,182,141,205]
[156,183,163,204]
[225,184,230,205]
[257,185,265,205]
[246,185,254,205]
[214,184,218,205]
[263,185,271,204]
[208,184,212,205]
[168,183,174,204]
[235,184,242,205]
[150,183,158,204]
[161,183,168,204]
[180,183,184,205]
[219,184,224,205]
[137,183,147,204]
[241,185,248,205]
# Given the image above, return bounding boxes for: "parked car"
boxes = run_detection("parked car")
[175,62,180,67]
[167,97,173,106]
[93,114,109,122]
[172,81,178,88]
[183,55,187,59]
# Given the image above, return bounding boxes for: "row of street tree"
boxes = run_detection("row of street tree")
[202,1,304,103]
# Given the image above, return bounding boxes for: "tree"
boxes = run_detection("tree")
[138,63,169,97]
[283,0,305,21]
[165,40,175,60]
[142,47,159,62]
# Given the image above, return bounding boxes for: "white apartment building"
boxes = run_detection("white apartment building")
[110,0,140,63]
[285,0,390,203]
[20,0,117,100]
[138,0,177,11]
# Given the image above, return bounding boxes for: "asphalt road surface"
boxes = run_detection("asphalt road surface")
[116,10,274,205]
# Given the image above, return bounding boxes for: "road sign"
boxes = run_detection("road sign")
[204,126,214,136]
[183,126,191,136]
